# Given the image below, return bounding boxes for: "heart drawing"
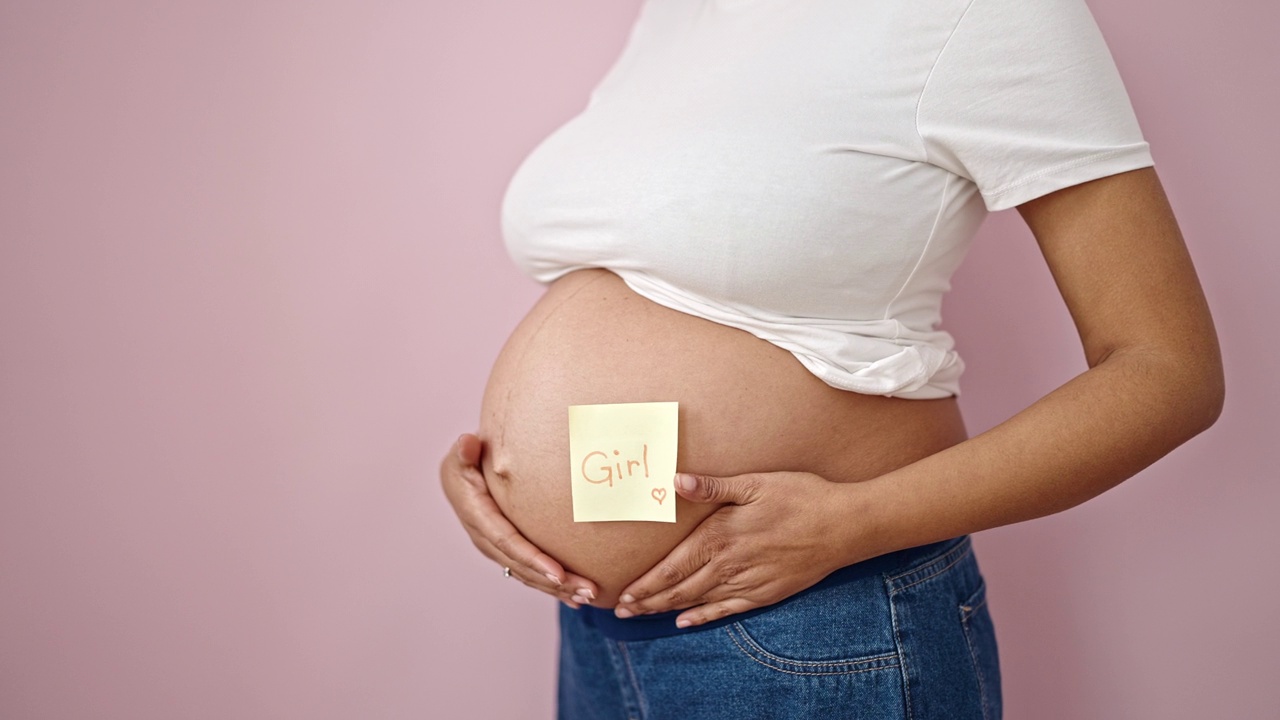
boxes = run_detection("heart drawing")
[651,487,667,505]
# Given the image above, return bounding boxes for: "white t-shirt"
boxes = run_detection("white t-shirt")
[500,0,1155,398]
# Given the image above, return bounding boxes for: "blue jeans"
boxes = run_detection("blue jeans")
[558,534,1001,719]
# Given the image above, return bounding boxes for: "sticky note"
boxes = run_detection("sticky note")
[568,401,678,523]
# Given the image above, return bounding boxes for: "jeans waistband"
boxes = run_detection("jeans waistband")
[571,535,966,641]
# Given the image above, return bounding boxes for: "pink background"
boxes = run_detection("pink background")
[2,1,1276,717]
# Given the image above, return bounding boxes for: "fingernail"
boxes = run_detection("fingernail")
[545,573,562,586]
[578,588,595,601]
[571,595,589,604]
[615,608,634,619]
[676,474,695,492]
[620,593,635,604]
[675,619,692,628]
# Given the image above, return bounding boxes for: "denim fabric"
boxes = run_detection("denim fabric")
[558,534,1001,720]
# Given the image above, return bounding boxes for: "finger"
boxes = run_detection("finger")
[442,452,600,599]
[617,562,721,617]
[455,433,482,466]
[445,458,571,585]
[440,435,482,495]
[502,560,589,607]
[440,434,601,601]
[476,534,590,605]
[561,572,600,604]
[470,497,573,586]
[674,597,759,629]
[616,523,727,607]
[674,472,762,506]
[474,533,600,604]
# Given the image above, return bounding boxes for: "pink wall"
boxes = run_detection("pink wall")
[1,1,1275,717]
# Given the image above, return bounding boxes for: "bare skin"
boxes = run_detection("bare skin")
[461,265,968,608]
[441,166,1223,627]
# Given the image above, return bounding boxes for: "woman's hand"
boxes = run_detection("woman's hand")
[613,471,877,628]
[439,433,601,608]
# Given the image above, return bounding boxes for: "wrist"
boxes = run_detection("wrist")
[830,474,906,568]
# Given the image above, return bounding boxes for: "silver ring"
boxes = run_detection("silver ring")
[503,566,512,578]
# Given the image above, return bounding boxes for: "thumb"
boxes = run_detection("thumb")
[455,433,483,466]
[673,472,760,505]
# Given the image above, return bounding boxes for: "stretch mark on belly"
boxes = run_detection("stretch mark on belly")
[495,270,616,451]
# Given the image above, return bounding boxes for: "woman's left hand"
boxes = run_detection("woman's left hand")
[613,470,881,628]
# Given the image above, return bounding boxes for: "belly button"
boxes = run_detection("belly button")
[488,455,516,485]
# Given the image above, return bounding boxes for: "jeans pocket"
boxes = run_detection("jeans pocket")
[959,577,1003,720]
[724,574,901,676]
[886,536,1003,719]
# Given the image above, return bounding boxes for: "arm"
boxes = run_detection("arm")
[614,166,1225,626]
[853,165,1223,554]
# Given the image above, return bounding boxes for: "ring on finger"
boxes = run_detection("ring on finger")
[503,566,512,578]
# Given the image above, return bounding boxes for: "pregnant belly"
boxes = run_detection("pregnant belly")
[479,268,968,607]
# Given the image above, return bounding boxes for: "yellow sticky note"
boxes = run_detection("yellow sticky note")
[568,401,678,523]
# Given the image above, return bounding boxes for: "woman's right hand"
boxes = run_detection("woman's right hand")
[439,433,600,608]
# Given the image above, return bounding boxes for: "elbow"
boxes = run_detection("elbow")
[1191,331,1226,434]
[1172,349,1225,438]
[1193,363,1226,434]
[1109,341,1225,439]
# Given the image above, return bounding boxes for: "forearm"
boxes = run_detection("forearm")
[846,345,1224,559]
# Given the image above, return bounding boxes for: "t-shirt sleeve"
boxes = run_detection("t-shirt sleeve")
[915,0,1155,212]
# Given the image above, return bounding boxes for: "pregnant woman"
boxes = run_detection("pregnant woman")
[441,1,1223,717]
